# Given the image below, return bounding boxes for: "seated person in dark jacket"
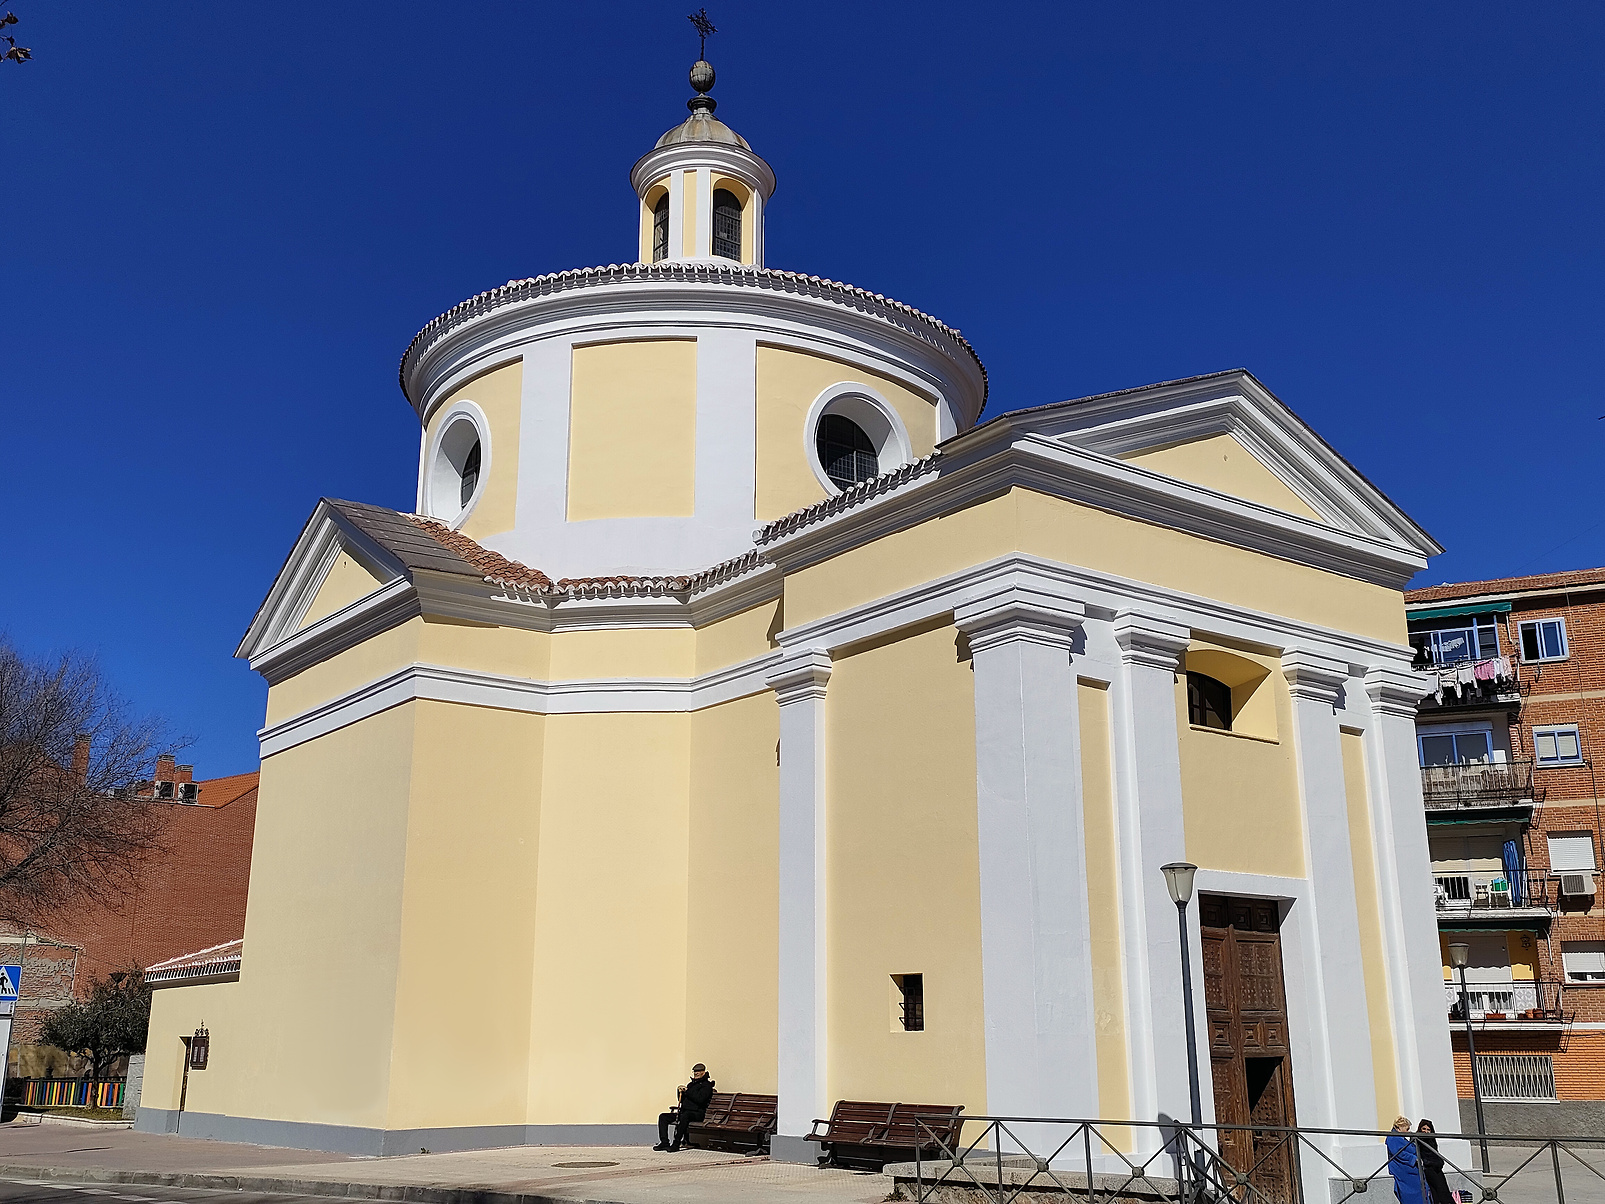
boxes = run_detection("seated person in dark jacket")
[655,1063,714,1152]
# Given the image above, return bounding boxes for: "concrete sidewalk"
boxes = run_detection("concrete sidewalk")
[0,1127,893,1204]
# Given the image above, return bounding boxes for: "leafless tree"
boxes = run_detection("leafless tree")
[1,3,31,65]
[0,638,176,921]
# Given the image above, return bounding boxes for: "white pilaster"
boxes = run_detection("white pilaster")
[1281,650,1380,1141]
[667,170,686,259]
[953,578,1096,1125]
[749,189,765,267]
[768,647,832,1161]
[693,330,757,528]
[1363,667,1459,1125]
[1110,611,1197,1139]
[694,167,713,259]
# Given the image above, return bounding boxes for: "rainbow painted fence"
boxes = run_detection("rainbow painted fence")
[13,1077,125,1109]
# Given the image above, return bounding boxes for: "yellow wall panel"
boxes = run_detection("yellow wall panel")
[265,618,422,724]
[826,623,987,1110]
[1179,661,1305,880]
[385,702,545,1130]
[529,712,692,1123]
[549,626,695,680]
[1123,433,1324,522]
[1342,728,1400,1127]
[567,340,697,520]
[686,694,780,1090]
[1079,679,1132,1132]
[755,345,938,521]
[237,704,418,1127]
[694,599,781,674]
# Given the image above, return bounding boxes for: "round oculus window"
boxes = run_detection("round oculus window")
[816,414,878,490]
[428,413,486,524]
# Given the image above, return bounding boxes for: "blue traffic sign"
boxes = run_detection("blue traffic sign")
[0,966,20,1000]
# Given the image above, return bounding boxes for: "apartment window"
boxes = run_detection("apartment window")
[1562,941,1605,984]
[1475,1054,1556,1101]
[1519,618,1568,662]
[1187,672,1233,731]
[1410,617,1501,666]
[1548,830,1597,872]
[892,973,924,1031]
[1418,728,1493,766]
[1533,724,1583,767]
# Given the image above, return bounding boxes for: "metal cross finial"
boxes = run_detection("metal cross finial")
[688,8,716,60]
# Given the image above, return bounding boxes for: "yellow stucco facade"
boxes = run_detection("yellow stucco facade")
[145,77,1453,1163]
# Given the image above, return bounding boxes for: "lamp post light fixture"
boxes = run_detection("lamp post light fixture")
[1161,860,1205,1193]
[1447,942,1490,1174]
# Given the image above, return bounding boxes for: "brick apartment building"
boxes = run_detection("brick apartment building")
[3,755,258,1076]
[1405,567,1605,1133]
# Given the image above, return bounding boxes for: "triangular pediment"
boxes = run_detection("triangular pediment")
[1119,432,1324,522]
[998,369,1440,556]
[236,500,413,665]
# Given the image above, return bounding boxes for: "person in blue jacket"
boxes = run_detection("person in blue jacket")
[1386,1116,1428,1204]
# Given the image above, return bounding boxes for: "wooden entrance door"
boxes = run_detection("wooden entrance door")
[1201,895,1298,1204]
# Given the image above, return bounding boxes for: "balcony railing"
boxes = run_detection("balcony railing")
[1445,978,1566,1023]
[1420,759,1536,810]
[1433,868,1553,914]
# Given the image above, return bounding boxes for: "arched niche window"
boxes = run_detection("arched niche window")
[1187,672,1233,731]
[712,188,742,261]
[816,414,878,490]
[427,404,489,527]
[652,194,670,262]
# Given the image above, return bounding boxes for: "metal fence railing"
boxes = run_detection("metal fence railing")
[7,1077,126,1109]
[1445,978,1567,1023]
[897,1116,1605,1204]
[1421,760,1536,809]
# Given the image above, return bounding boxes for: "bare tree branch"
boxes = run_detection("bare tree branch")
[0,637,177,923]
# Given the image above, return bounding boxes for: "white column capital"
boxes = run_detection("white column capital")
[1113,611,1190,671]
[954,581,1084,655]
[767,648,832,705]
[1281,649,1350,705]
[1363,665,1431,718]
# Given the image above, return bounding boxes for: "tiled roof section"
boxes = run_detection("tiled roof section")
[145,937,242,984]
[193,771,259,810]
[325,499,485,580]
[757,453,943,544]
[404,516,555,590]
[1406,566,1605,604]
[399,261,987,409]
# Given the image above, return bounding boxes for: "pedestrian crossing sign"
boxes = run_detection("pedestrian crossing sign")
[0,966,20,1000]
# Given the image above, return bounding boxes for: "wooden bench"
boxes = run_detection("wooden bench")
[805,1100,966,1170]
[684,1091,778,1154]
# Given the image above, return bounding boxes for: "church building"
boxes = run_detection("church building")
[141,55,1460,1178]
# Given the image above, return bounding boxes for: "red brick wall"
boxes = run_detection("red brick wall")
[22,772,257,989]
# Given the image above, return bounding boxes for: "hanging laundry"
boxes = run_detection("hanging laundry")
[1474,659,1496,682]
[1494,656,1512,682]
[1457,663,1477,691]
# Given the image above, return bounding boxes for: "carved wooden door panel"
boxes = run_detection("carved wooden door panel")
[1198,896,1298,1204]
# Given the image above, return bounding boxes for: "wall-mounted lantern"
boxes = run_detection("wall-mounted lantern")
[189,1024,209,1071]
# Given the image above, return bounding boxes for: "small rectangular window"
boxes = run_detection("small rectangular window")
[1186,672,1232,731]
[1533,724,1583,767]
[1519,618,1568,662]
[1562,941,1605,983]
[892,973,924,1031]
[1548,831,1597,872]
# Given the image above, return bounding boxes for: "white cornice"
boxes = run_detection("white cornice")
[757,427,1431,591]
[258,652,781,758]
[630,141,776,200]
[399,263,987,428]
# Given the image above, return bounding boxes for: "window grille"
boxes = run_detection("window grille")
[1187,672,1233,731]
[816,414,877,490]
[894,974,924,1031]
[1474,1054,1555,1101]
[459,441,481,508]
[712,188,742,260]
[652,195,669,262]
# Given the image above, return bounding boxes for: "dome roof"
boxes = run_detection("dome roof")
[655,109,750,150]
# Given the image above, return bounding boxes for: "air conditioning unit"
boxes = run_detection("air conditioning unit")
[1559,873,1596,898]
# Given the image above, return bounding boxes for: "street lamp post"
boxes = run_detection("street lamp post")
[1448,942,1490,1174]
[1162,862,1205,1196]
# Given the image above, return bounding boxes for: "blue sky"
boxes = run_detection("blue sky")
[6,3,1603,775]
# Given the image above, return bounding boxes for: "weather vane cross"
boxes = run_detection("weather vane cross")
[688,8,717,60]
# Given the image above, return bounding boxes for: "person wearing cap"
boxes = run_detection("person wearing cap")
[654,1063,714,1152]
